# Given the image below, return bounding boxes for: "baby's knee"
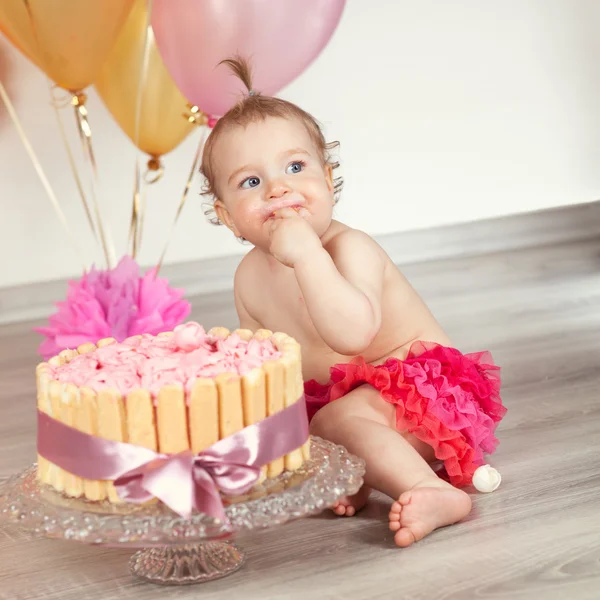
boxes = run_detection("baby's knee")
[309,400,345,439]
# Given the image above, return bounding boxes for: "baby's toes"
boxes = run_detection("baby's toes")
[389,501,402,518]
[394,528,417,548]
[398,491,413,506]
[388,501,402,531]
[332,502,347,516]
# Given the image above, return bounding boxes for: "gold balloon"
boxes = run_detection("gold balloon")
[0,0,135,92]
[94,0,195,159]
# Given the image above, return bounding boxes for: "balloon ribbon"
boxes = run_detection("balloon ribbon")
[128,0,155,260]
[21,0,115,268]
[156,123,208,273]
[0,80,87,267]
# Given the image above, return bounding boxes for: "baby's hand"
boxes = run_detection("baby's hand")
[268,208,322,268]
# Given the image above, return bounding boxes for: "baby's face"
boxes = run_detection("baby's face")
[211,116,334,248]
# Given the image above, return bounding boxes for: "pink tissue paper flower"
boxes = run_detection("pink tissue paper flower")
[35,256,191,360]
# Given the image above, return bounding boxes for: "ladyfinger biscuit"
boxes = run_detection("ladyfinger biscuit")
[189,378,219,453]
[156,385,190,454]
[96,388,127,503]
[273,333,310,469]
[58,348,77,365]
[281,358,305,471]
[48,380,67,492]
[233,328,253,341]
[36,365,53,487]
[59,384,84,498]
[77,342,96,354]
[36,362,49,400]
[271,334,306,471]
[262,360,285,478]
[241,367,267,482]
[126,389,157,451]
[75,387,106,501]
[253,329,273,341]
[209,326,230,339]
[215,373,244,439]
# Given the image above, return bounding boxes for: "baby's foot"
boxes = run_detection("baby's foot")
[331,485,371,517]
[388,478,472,547]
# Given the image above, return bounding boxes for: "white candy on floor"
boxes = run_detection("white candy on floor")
[472,464,502,492]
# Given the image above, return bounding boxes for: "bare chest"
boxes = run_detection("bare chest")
[238,256,446,382]
[244,266,315,341]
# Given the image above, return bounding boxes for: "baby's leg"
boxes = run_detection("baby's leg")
[310,384,472,546]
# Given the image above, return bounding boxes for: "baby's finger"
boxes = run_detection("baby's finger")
[268,217,283,234]
[273,207,298,219]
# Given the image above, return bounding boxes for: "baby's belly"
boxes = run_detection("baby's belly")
[301,331,452,384]
[301,342,412,383]
[301,348,345,383]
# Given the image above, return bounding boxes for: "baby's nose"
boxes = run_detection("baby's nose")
[267,181,290,199]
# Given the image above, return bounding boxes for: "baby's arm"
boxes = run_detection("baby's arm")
[294,229,385,354]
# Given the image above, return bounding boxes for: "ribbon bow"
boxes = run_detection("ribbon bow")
[37,396,308,521]
[115,450,260,521]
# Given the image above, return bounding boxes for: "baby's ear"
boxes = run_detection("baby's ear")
[215,200,241,237]
[325,164,334,194]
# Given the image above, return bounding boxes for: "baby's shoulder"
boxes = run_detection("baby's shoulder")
[234,248,262,286]
[234,247,278,289]
[325,226,387,260]
[327,226,376,244]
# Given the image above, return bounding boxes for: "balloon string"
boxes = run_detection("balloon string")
[128,0,154,259]
[49,86,99,245]
[21,0,114,268]
[129,163,141,259]
[72,96,97,173]
[156,126,208,274]
[144,160,164,184]
[129,164,153,260]
[0,80,88,269]
[137,180,147,258]
[128,157,163,259]
[51,88,114,268]
[71,93,115,268]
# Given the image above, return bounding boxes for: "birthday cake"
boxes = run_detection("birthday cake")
[35,323,309,504]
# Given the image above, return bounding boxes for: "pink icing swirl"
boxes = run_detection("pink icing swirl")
[48,322,281,398]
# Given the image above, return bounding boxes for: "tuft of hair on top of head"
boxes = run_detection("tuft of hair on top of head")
[200,55,343,229]
[219,55,254,95]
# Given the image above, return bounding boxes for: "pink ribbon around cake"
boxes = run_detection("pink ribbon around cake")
[37,397,309,521]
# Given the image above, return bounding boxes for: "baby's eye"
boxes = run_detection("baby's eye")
[240,176,260,189]
[286,161,305,174]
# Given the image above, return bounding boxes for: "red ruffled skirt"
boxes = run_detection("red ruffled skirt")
[304,342,506,487]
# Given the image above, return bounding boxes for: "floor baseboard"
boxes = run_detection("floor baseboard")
[1,201,599,325]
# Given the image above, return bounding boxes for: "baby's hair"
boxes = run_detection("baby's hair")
[201,55,343,226]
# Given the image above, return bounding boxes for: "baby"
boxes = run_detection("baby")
[200,57,507,547]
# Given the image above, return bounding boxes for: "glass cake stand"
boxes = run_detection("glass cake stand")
[0,436,365,586]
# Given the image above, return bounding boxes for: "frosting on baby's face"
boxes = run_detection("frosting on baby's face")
[48,322,280,398]
[211,116,335,248]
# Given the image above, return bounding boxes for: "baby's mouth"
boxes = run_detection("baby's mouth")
[263,194,307,221]
[267,205,302,219]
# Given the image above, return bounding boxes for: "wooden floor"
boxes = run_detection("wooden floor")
[0,237,599,600]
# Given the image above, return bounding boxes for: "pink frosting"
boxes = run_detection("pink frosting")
[48,322,281,398]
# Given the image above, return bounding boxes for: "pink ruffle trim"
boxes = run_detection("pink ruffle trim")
[304,342,506,487]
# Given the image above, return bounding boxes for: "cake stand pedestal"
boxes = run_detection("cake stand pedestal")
[0,436,365,586]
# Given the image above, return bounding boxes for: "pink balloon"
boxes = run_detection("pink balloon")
[152,0,346,116]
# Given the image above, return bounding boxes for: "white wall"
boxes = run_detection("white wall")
[1,0,600,289]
